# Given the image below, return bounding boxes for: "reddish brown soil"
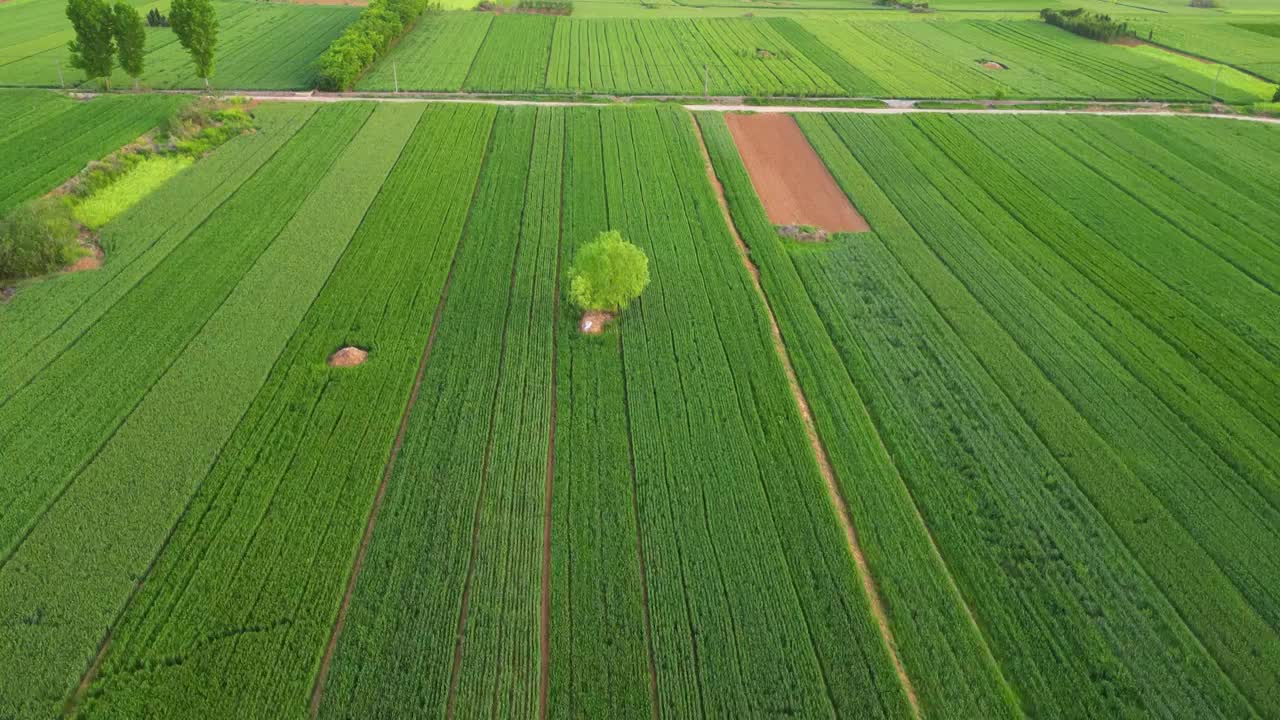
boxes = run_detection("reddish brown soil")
[327,346,368,367]
[66,244,104,273]
[693,113,921,717]
[724,113,869,234]
[579,311,612,335]
[981,61,1007,70]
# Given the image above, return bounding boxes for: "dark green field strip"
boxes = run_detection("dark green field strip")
[0,103,412,720]
[0,103,318,400]
[0,94,184,213]
[696,111,1019,720]
[798,112,1280,714]
[548,107,653,719]
[74,104,493,720]
[317,106,534,719]
[1128,118,1280,212]
[789,223,1255,718]
[948,115,1280,371]
[0,89,75,142]
[606,107,908,717]
[0,105,366,565]
[909,115,1280,442]
[451,106,562,717]
[1029,117,1280,294]
[1083,118,1280,250]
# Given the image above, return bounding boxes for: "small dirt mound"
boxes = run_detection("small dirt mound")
[980,60,1007,70]
[328,346,369,367]
[579,311,613,335]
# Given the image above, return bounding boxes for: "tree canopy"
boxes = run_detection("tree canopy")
[66,0,116,87]
[113,1,146,87]
[170,0,218,86]
[568,230,650,314]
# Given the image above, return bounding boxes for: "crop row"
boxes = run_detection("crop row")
[792,111,1280,715]
[75,103,496,719]
[0,103,371,719]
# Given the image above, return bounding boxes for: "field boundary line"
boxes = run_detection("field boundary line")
[537,108,566,720]
[307,109,500,720]
[688,111,921,718]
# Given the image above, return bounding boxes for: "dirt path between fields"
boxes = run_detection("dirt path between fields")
[689,113,922,719]
[724,113,868,233]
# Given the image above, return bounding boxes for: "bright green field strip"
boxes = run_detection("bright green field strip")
[1128,18,1280,81]
[799,112,1280,713]
[464,15,556,92]
[696,111,1018,720]
[0,102,416,720]
[0,103,317,401]
[321,105,911,718]
[0,93,184,213]
[1124,45,1276,101]
[0,1,357,89]
[358,12,492,92]
[73,155,193,229]
[76,104,495,719]
[0,105,364,576]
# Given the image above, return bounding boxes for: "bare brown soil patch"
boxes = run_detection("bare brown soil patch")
[327,346,368,367]
[691,114,921,717]
[66,244,104,273]
[724,112,869,234]
[980,60,1007,70]
[579,310,612,335]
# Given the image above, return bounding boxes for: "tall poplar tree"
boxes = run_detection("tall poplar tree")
[66,0,116,89]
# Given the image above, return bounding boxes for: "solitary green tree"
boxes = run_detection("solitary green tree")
[568,230,650,314]
[113,1,146,90]
[170,0,218,89]
[66,0,116,89]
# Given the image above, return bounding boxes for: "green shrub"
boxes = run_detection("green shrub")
[1041,8,1133,42]
[0,200,82,279]
[317,0,436,91]
[568,230,649,313]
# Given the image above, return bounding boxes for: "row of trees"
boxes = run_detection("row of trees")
[1039,8,1134,43]
[66,0,218,90]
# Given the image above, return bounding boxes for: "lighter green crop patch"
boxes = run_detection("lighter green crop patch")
[74,155,193,229]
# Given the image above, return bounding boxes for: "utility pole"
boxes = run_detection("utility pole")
[393,61,399,94]
[703,63,709,98]
[55,60,64,89]
[1211,65,1221,102]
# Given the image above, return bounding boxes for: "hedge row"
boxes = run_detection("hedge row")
[317,0,436,91]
